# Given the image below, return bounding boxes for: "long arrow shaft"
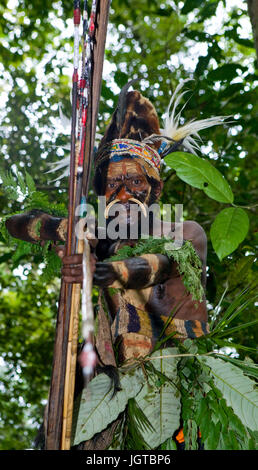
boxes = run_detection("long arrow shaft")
[46,0,110,451]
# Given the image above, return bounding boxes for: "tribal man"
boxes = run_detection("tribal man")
[60,85,209,361]
[6,81,224,449]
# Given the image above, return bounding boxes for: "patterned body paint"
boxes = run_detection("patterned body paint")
[5,88,209,368]
[100,236,208,363]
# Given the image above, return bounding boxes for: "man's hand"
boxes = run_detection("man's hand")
[93,262,118,287]
[61,253,84,284]
[55,246,95,284]
[55,245,117,286]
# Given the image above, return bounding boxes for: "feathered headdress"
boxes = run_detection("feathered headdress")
[145,79,226,157]
[48,79,226,188]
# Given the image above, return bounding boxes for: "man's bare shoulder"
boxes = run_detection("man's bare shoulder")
[182,220,207,242]
[160,220,206,240]
[160,219,207,262]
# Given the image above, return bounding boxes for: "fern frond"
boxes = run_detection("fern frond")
[41,249,62,283]
[16,170,28,196]
[25,171,36,193]
[0,169,20,200]
[124,398,152,450]
[0,168,68,217]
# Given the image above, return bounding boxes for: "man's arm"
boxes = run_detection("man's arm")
[94,221,207,290]
[60,221,207,289]
[93,254,171,289]
[5,210,67,243]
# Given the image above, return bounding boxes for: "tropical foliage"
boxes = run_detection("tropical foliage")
[72,312,258,450]
[0,0,257,450]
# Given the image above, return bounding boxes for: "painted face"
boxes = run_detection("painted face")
[105,159,150,201]
[104,158,152,225]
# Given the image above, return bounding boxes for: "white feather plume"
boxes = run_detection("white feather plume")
[162,79,227,154]
[46,156,71,181]
[46,103,103,181]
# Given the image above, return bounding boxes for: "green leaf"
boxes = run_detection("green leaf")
[210,207,249,260]
[164,152,234,203]
[225,30,255,49]
[195,396,208,424]
[114,70,130,88]
[227,255,256,290]
[217,355,258,380]
[181,0,201,15]
[211,285,256,333]
[184,419,198,450]
[71,367,144,446]
[200,356,258,431]
[16,171,27,196]
[135,348,181,448]
[205,420,221,450]
[215,319,258,338]
[230,411,249,438]
[215,353,258,379]
[159,437,177,450]
[125,398,153,450]
[198,406,211,440]
[214,338,256,354]
[199,1,218,20]
[25,171,36,193]
[208,64,247,82]
[195,55,211,76]
[217,401,228,429]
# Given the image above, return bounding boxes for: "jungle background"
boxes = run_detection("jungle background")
[0,0,257,450]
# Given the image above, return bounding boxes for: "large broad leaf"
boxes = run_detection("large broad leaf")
[135,348,181,448]
[200,356,258,431]
[71,367,144,446]
[210,207,249,260]
[164,152,234,203]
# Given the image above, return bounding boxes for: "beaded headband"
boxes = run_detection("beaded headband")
[95,139,161,179]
